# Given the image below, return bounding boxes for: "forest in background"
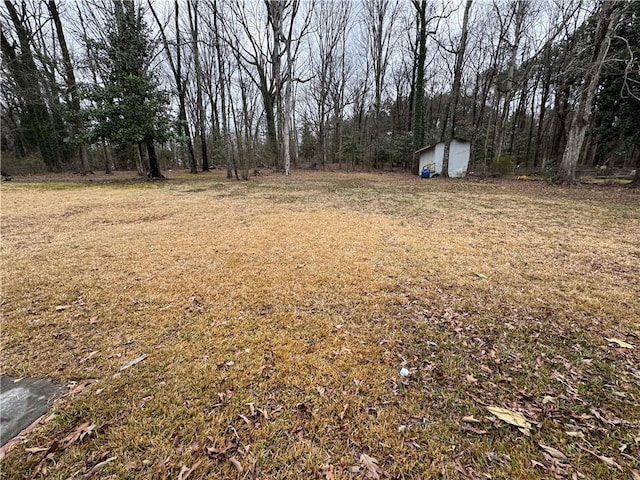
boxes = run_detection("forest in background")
[1,0,638,183]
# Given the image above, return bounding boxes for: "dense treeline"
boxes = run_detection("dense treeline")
[0,0,638,183]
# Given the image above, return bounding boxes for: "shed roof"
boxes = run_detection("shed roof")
[414,138,470,155]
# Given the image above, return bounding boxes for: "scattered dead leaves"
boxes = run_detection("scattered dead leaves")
[359,453,384,479]
[1,171,638,479]
[486,406,533,435]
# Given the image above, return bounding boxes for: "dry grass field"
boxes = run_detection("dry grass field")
[1,170,639,479]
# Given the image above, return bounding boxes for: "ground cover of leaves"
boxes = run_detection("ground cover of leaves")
[0,170,638,479]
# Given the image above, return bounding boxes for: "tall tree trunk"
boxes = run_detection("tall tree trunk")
[631,146,640,186]
[442,0,472,178]
[48,0,90,174]
[148,0,197,173]
[532,48,552,168]
[255,62,277,168]
[136,142,146,176]
[495,0,527,162]
[213,0,232,178]
[240,74,251,180]
[282,72,292,176]
[177,2,197,173]
[412,0,427,170]
[102,140,113,174]
[266,1,284,170]
[558,0,623,183]
[146,138,162,178]
[188,0,210,172]
[228,71,243,180]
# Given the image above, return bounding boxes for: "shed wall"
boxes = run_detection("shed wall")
[417,140,470,177]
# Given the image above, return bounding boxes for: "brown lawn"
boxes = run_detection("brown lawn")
[0,170,639,479]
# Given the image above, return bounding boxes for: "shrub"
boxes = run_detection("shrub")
[491,156,514,176]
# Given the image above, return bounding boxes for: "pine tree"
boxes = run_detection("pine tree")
[86,0,171,178]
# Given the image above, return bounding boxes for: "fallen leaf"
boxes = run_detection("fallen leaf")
[84,456,116,478]
[462,425,488,434]
[67,380,95,396]
[206,438,236,456]
[404,438,421,449]
[465,374,478,383]
[485,451,510,464]
[119,354,147,371]
[578,445,623,471]
[359,453,383,479]
[177,461,201,480]
[606,337,634,349]
[539,443,568,460]
[531,459,547,470]
[474,272,488,279]
[339,403,349,421]
[229,457,243,474]
[24,447,49,453]
[571,413,592,421]
[55,305,70,311]
[80,351,98,364]
[631,470,640,480]
[462,416,481,423]
[565,430,584,439]
[454,458,473,476]
[486,406,532,434]
[61,423,96,449]
[595,454,622,471]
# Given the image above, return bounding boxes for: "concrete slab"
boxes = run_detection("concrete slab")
[0,376,63,446]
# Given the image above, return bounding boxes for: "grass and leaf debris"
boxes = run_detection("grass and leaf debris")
[0,170,638,478]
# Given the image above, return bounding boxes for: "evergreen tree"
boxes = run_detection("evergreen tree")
[86,0,171,178]
[592,1,640,185]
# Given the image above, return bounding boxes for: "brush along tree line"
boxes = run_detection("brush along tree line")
[0,0,638,184]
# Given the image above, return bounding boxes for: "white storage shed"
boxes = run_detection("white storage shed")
[417,139,471,178]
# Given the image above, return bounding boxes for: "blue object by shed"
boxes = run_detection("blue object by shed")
[421,167,430,178]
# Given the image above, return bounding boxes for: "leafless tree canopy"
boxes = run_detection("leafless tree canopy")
[1,0,638,181]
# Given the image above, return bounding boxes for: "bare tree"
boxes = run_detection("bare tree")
[558,0,624,183]
[363,0,401,169]
[148,0,197,173]
[187,0,210,171]
[211,0,233,178]
[493,0,529,162]
[441,0,472,178]
[278,0,312,175]
[47,0,90,174]
[309,0,350,169]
